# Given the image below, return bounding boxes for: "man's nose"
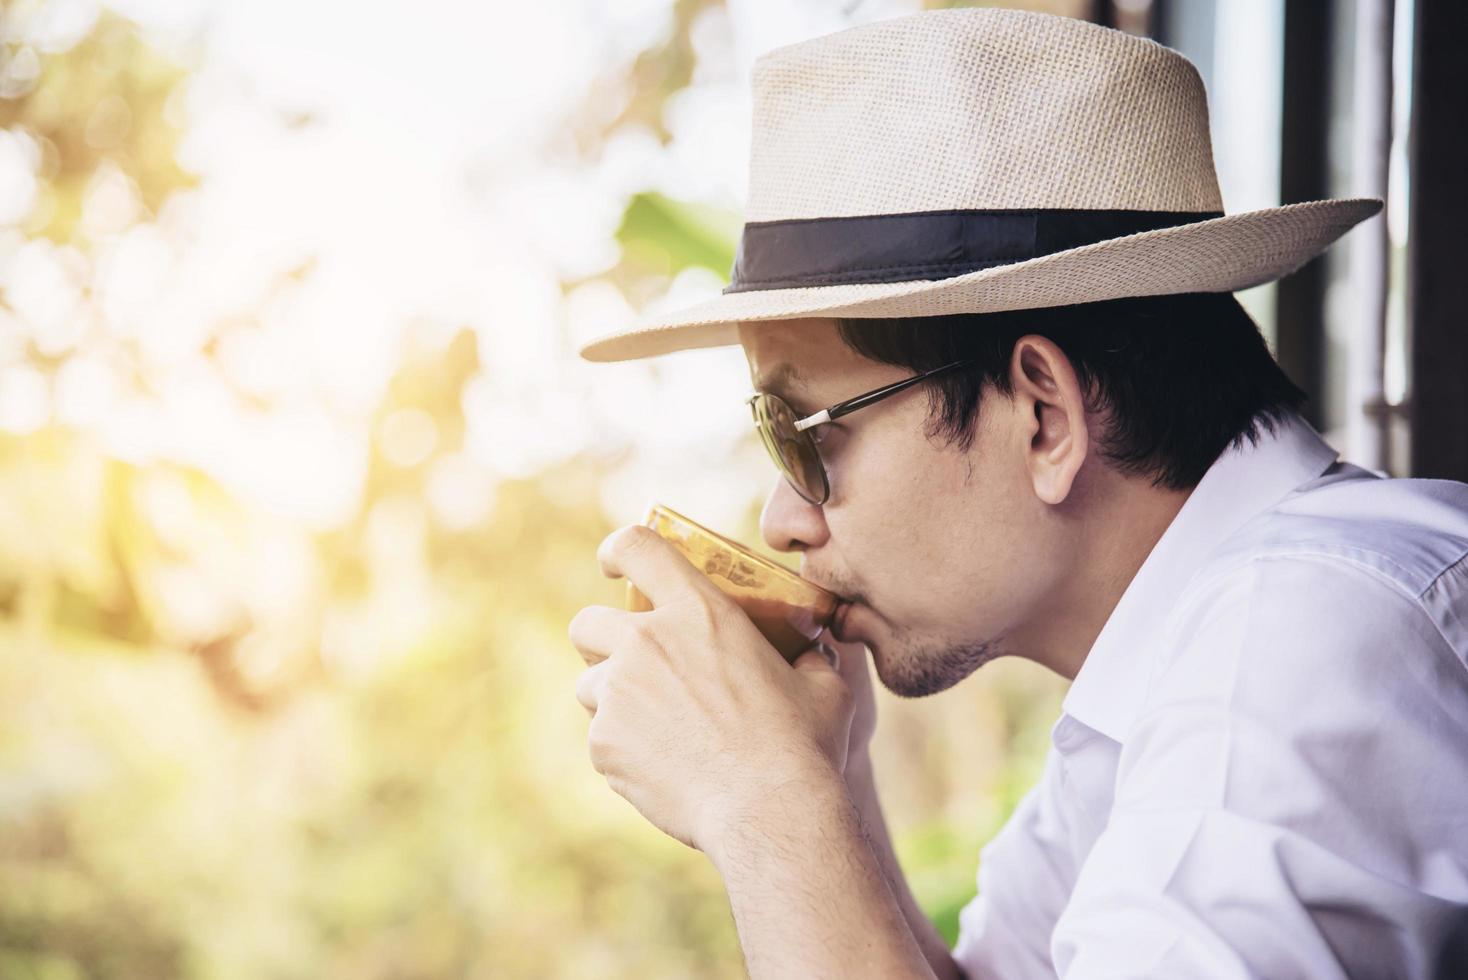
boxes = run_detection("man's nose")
[759,474,829,554]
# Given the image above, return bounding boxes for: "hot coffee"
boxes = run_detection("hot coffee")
[624,502,840,663]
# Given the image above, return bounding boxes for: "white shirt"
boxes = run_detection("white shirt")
[950,410,1468,980]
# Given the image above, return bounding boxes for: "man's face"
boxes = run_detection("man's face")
[739,317,1071,698]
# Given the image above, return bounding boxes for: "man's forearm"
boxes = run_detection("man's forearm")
[845,751,968,980]
[706,761,937,979]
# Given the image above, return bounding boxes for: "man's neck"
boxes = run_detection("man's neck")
[1016,476,1194,681]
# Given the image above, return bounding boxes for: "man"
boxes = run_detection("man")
[568,8,1468,979]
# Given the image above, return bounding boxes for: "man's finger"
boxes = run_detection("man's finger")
[567,604,635,665]
[821,629,871,685]
[792,643,839,675]
[596,524,720,610]
[575,659,609,716]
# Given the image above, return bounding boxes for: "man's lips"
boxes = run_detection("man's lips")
[830,600,855,643]
[802,570,857,639]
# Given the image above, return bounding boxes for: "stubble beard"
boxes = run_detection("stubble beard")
[871,623,1003,698]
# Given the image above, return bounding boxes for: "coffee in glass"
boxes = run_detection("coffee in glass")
[623,502,840,663]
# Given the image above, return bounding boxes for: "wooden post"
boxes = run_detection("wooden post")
[1407,0,1468,481]
[1276,0,1334,430]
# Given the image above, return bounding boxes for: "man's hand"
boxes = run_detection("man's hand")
[822,630,878,772]
[572,526,942,979]
[568,524,858,857]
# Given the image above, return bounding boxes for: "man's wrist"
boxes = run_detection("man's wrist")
[699,751,937,979]
[699,752,851,873]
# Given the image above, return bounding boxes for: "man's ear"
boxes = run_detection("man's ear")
[1009,335,1089,505]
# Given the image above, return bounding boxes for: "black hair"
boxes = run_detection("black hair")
[835,292,1307,491]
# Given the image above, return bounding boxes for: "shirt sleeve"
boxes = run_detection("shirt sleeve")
[950,744,1078,980]
[1050,555,1468,980]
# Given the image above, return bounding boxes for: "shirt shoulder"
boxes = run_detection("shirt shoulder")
[1127,478,1468,852]
[1055,484,1468,977]
[1049,464,1468,978]
[1181,465,1468,660]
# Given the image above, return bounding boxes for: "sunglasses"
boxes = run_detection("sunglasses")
[744,358,976,505]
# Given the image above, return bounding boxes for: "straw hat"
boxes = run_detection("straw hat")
[577,6,1381,364]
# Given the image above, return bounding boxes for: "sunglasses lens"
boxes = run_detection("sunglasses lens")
[753,394,829,504]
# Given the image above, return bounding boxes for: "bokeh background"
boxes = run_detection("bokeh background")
[0,0,1452,977]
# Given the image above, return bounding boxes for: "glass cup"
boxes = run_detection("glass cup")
[623,502,840,664]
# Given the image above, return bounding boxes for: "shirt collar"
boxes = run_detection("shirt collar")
[1060,410,1341,743]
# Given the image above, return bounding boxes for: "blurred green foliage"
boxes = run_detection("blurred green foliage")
[615,190,741,282]
[0,3,1067,978]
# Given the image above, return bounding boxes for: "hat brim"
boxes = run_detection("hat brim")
[577,197,1382,363]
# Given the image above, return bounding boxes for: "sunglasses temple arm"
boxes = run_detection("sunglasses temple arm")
[820,358,973,423]
[819,372,932,423]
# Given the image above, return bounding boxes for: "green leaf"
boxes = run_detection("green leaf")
[614,190,740,278]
